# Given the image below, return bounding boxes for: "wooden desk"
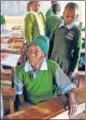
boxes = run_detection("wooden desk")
[2,88,15,114]
[1,42,24,54]
[78,71,85,88]
[3,88,85,119]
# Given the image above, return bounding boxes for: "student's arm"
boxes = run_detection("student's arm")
[24,13,34,44]
[68,29,82,75]
[54,66,77,118]
[54,66,76,94]
[14,71,24,109]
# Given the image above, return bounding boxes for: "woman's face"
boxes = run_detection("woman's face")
[27,45,45,68]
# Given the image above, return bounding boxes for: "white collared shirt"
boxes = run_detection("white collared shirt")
[24,58,48,72]
[59,21,75,30]
[24,59,48,79]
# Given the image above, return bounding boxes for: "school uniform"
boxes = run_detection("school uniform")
[51,21,82,75]
[46,8,54,20]
[14,59,76,105]
[45,15,63,58]
[0,15,5,32]
[24,12,45,44]
[0,15,5,24]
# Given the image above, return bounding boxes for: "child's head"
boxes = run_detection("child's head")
[63,2,79,25]
[27,35,49,70]
[51,0,57,6]
[31,1,40,12]
[27,2,33,12]
[52,3,61,15]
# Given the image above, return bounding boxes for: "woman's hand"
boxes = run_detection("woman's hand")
[68,92,77,118]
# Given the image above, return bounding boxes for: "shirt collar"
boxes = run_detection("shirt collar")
[24,58,48,72]
[59,21,75,29]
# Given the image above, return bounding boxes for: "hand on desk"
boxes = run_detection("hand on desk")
[68,91,77,118]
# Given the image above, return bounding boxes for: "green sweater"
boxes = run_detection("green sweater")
[16,60,58,104]
[24,12,45,44]
[46,15,62,39]
[46,8,54,20]
[51,25,82,74]
[45,15,62,58]
[0,15,5,24]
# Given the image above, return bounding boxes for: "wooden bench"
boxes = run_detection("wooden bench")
[3,88,85,119]
[2,88,15,114]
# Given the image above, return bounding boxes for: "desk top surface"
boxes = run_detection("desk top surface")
[4,88,85,119]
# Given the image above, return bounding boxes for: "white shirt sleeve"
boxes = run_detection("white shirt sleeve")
[14,71,24,95]
[54,65,76,94]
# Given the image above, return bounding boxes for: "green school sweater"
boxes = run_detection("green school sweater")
[46,15,62,39]
[45,15,62,58]
[24,12,45,44]
[0,15,5,24]
[46,8,54,20]
[16,60,58,104]
[51,25,82,74]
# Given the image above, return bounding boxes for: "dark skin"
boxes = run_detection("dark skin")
[27,45,45,70]
[15,44,77,118]
[63,7,78,118]
[64,7,77,25]
[32,1,40,12]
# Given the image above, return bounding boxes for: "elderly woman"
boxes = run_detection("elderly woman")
[14,35,77,118]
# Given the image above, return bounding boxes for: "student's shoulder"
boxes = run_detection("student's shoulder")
[16,63,25,72]
[73,25,81,34]
[25,12,35,20]
[39,12,44,16]
[47,59,59,71]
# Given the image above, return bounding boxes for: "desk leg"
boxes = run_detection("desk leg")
[9,98,14,114]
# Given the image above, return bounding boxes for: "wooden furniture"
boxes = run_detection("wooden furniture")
[1,69,13,88]
[2,88,15,114]
[78,71,85,88]
[1,38,25,54]
[78,48,85,87]
[3,88,85,119]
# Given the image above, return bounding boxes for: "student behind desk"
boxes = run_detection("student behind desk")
[14,35,77,118]
[51,2,82,85]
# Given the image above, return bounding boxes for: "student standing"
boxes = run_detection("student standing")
[24,1,45,44]
[51,2,82,82]
[46,2,63,58]
[46,0,57,20]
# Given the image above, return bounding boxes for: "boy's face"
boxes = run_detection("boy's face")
[32,1,40,12]
[64,8,76,24]
[27,45,45,68]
